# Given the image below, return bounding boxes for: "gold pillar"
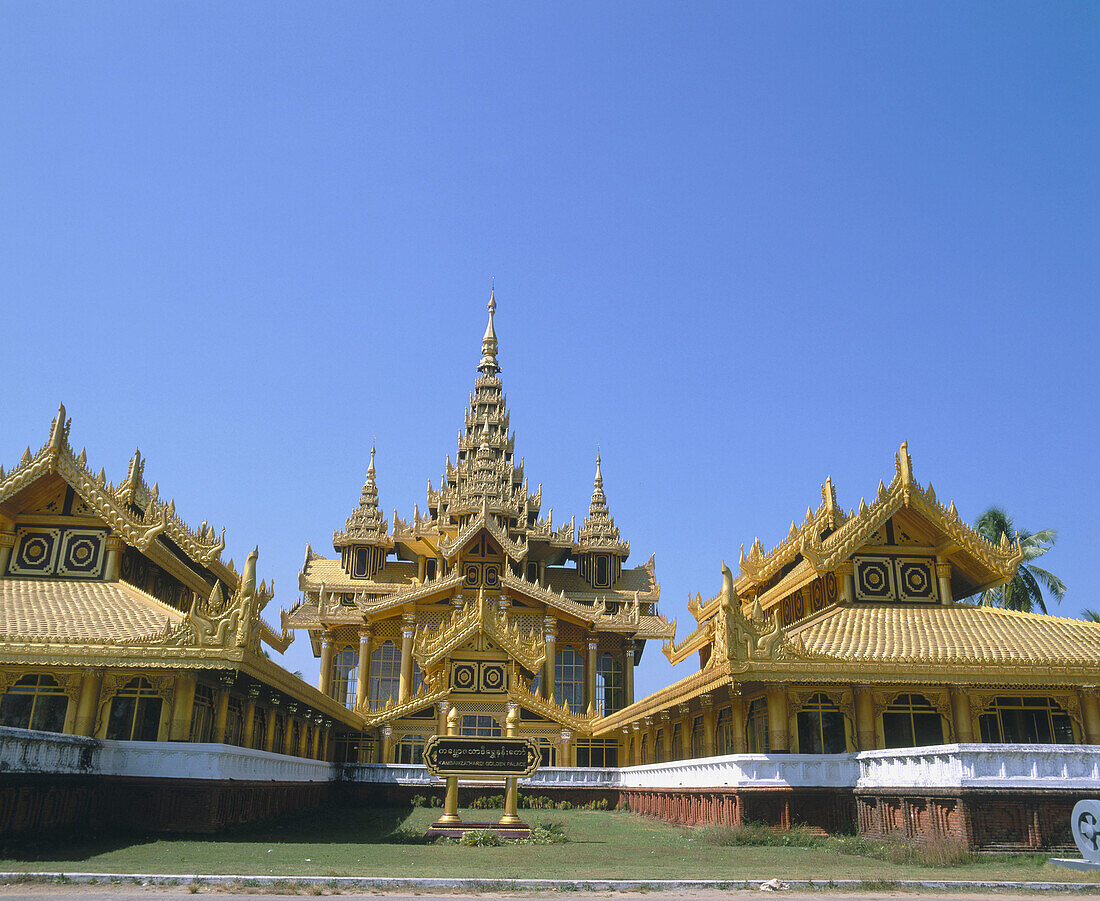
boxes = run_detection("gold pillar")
[765,685,789,753]
[398,613,416,704]
[284,706,299,756]
[0,523,15,576]
[679,707,692,759]
[169,673,197,741]
[855,687,876,750]
[836,562,854,604]
[624,645,635,707]
[1080,687,1100,745]
[380,724,393,763]
[543,617,556,701]
[319,631,335,696]
[103,536,126,582]
[729,686,747,754]
[356,629,372,711]
[321,720,331,761]
[500,704,521,826]
[561,729,573,767]
[311,718,322,759]
[439,708,461,824]
[586,636,597,716]
[242,688,259,748]
[701,694,716,758]
[622,729,634,766]
[213,686,231,744]
[936,561,953,605]
[264,698,279,752]
[950,685,973,743]
[660,714,673,761]
[298,718,311,758]
[73,669,102,737]
[438,700,451,736]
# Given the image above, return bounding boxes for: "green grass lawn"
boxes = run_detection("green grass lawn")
[0,807,1096,884]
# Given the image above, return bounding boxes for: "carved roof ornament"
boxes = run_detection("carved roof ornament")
[576,452,630,558]
[334,446,393,549]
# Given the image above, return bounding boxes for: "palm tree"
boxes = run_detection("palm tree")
[1083,610,1100,623]
[974,506,1065,614]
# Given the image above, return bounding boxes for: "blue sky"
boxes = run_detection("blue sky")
[2,4,1098,697]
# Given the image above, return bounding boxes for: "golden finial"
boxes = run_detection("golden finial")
[478,281,500,374]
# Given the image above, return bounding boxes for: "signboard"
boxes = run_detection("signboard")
[423,735,541,778]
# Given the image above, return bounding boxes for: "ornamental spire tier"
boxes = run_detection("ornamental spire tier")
[334,446,393,579]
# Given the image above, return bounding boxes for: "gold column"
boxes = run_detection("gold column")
[729,686,747,754]
[855,686,877,750]
[622,728,634,766]
[836,562,854,604]
[264,697,279,752]
[561,729,573,766]
[321,720,332,761]
[586,636,597,716]
[765,685,789,753]
[284,705,298,755]
[0,521,15,576]
[242,686,259,748]
[936,561,953,605]
[380,724,393,763]
[169,673,197,741]
[319,631,335,696]
[543,616,556,702]
[356,629,372,711]
[679,705,692,759]
[298,718,311,758]
[950,685,973,743]
[311,717,322,759]
[439,708,461,825]
[398,613,416,704]
[438,700,451,736]
[660,713,673,761]
[701,694,716,758]
[103,536,126,582]
[624,645,635,707]
[500,704,521,826]
[1080,687,1100,744]
[213,682,231,744]
[73,669,102,737]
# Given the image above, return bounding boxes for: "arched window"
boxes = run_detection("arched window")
[396,734,426,764]
[554,647,585,711]
[331,647,359,708]
[0,674,68,733]
[460,714,502,737]
[369,641,400,709]
[596,653,624,716]
[690,715,705,758]
[979,696,1076,744]
[746,696,769,753]
[796,693,847,754]
[882,694,944,748]
[106,677,162,742]
[716,707,735,755]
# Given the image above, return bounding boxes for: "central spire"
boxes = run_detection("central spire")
[478,282,500,375]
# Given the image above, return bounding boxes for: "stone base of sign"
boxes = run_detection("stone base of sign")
[426,820,532,840]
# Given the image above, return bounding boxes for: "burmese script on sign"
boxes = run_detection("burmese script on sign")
[423,736,541,778]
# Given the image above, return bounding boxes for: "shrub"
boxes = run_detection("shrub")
[531,821,568,844]
[460,829,502,847]
[410,794,428,808]
[470,794,505,810]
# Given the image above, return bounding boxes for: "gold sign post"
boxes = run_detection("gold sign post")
[423,706,541,839]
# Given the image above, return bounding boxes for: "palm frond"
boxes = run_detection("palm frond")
[1081,609,1100,623]
[1025,563,1067,602]
[1017,568,1047,615]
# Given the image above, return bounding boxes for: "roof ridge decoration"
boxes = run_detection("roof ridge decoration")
[500,570,605,622]
[508,675,597,731]
[0,404,233,577]
[576,452,630,558]
[357,668,449,726]
[412,587,546,671]
[334,446,394,549]
[799,441,1025,579]
[436,497,528,561]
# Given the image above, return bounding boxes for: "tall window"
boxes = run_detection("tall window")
[370,641,400,709]
[716,707,734,755]
[596,653,624,716]
[670,722,682,760]
[190,685,215,742]
[528,670,543,696]
[0,674,68,733]
[639,734,649,764]
[106,677,162,742]
[979,697,1076,744]
[535,737,556,767]
[332,647,359,708]
[396,734,426,764]
[225,698,244,746]
[655,728,665,763]
[576,738,618,767]
[746,696,769,753]
[796,693,847,754]
[461,714,502,737]
[555,647,585,711]
[690,715,705,758]
[251,707,268,750]
[273,713,286,753]
[882,694,944,748]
